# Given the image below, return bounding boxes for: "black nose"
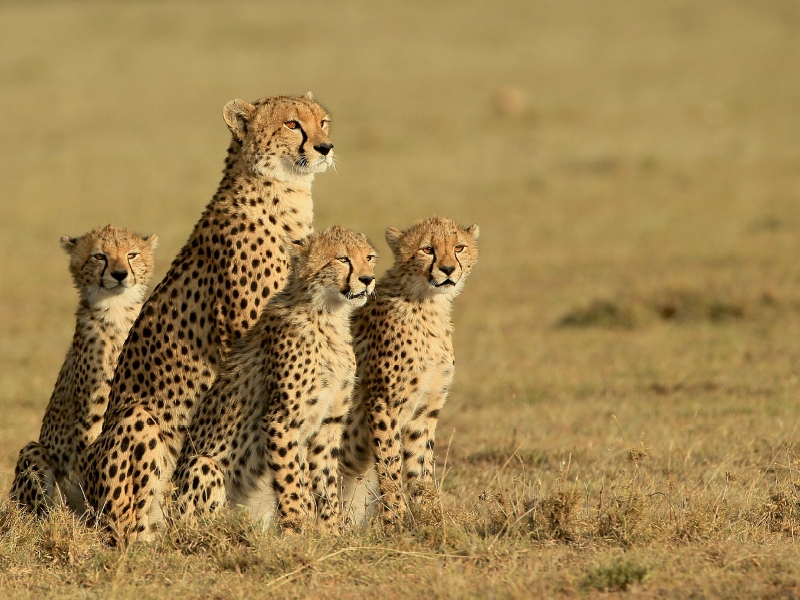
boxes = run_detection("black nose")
[439,265,455,276]
[313,143,334,156]
[358,275,375,285]
[111,270,128,282]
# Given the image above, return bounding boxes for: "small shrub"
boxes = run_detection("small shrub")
[649,288,745,323]
[582,558,650,592]
[597,492,645,547]
[557,300,637,329]
[530,489,581,542]
[675,500,723,541]
[467,447,549,468]
[757,492,800,534]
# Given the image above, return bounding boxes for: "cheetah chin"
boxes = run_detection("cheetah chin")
[101,281,131,292]
[287,154,333,175]
[343,281,376,305]
[431,279,456,288]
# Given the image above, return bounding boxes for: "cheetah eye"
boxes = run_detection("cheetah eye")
[338,257,349,264]
[366,254,376,262]
[284,120,300,130]
[454,245,466,253]
[127,252,139,259]
[93,253,106,261]
[321,119,330,128]
[421,247,434,255]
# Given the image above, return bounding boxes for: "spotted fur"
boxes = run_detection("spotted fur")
[340,216,479,525]
[79,93,334,543]
[172,226,376,532]
[10,225,157,515]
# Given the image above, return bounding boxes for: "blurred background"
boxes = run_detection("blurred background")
[2,0,800,488]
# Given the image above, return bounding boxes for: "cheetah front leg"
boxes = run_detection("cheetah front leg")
[401,398,447,497]
[10,442,60,515]
[367,398,406,524]
[265,417,310,532]
[172,455,227,518]
[81,406,168,544]
[339,403,380,526]
[306,389,351,531]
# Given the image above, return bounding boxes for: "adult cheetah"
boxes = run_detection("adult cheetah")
[80,93,334,542]
[10,225,157,515]
[173,226,376,532]
[339,216,479,525]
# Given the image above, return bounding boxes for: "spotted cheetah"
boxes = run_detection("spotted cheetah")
[339,216,479,525]
[80,93,335,543]
[172,225,376,532]
[10,225,157,516]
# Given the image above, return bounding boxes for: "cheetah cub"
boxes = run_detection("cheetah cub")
[173,225,377,532]
[340,216,479,525]
[10,225,157,515]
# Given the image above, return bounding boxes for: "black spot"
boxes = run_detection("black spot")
[134,442,146,461]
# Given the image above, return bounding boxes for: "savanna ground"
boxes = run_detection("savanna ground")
[1,1,800,597]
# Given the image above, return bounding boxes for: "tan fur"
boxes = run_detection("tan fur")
[172,226,377,532]
[10,225,157,515]
[339,216,479,525]
[79,94,334,543]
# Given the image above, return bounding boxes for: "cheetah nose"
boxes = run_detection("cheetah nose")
[111,270,128,282]
[358,275,375,286]
[438,265,455,276]
[313,143,334,156]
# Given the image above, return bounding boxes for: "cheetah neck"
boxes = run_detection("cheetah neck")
[75,290,145,369]
[372,269,456,342]
[81,284,148,331]
[214,148,315,239]
[223,139,317,192]
[272,282,356,346]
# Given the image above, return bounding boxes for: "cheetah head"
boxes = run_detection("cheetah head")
[385,216,479,301]
[222,92,334,183]
[290,225,378,312]
[60,224,158,305]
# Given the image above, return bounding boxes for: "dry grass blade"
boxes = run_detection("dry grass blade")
[264,546,471,590]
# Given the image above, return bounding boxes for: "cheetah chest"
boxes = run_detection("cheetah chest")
[296,352,353,441]
[395,355,454,426]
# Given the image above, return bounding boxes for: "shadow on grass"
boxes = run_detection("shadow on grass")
[554,286,777,329]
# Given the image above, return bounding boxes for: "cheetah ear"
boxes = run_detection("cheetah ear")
[466,224,480,241]
[385,227,403,254]
[303,91,315,101]
[287,237,311,273]
[144,234,159,250]
[287,236,310,257]
[222,99,255,141]
[60,236,77,253]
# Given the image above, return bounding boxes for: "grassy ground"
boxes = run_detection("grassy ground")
[2,0,800,597]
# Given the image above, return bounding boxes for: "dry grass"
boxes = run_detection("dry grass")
[2,0,800,597]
